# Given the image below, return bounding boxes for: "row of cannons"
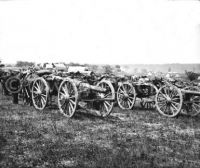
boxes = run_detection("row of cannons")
[0,67,200,118]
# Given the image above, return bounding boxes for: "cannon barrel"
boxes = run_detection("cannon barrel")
[69,78,106,93]
[182,89,200,96]
[79,82,106,93]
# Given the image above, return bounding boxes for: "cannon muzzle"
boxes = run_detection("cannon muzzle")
[5,76,22,94]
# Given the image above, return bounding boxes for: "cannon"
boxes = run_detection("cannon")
[116,76,158,110]
[31,71,61,110]
[96,73,135,109]
[155,80,200,117]
[31,71,115,118]
[4,67,52,105]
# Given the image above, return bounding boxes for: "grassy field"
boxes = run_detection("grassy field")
[1,89,200,167]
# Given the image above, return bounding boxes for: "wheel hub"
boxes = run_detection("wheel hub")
[64,94,70,100]
[99,93,105,99]
[123,93,129,100]
[124,93,129,98]
[36,90,42,95]
[166,96,171,102]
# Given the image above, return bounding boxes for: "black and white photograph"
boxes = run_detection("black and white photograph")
[0,0,200,167]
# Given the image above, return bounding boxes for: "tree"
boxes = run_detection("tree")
[103,65,113,74]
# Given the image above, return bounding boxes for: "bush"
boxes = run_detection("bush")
[185,71,199,81]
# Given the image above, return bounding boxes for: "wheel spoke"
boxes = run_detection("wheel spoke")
[170,106,175,114]
[171,101,180,107]
[41,93,47,98]
[128,96,135,100]
[158,97,167,102]
[33,95,38,100]
[35,96,41,108]
[128,98,134,105]
[170,89,178,98]
[127,100,131,108]
[118,92,124,97]
[69,102,74,114]
[192,104,199,113]
[121,99,125,107]
[157,101,166,106]
[161,104,167,113]
[59,91,66,97]
[33,85,40,92]
[125,101,129,108]
[166,87,171,96]
[193,103,200,108]
[119,87,125,94]
[103,102,109,112]
[104,92,112,98]
[159,92,168,100]
[33,92,39,98]
[62,85,68,95]
[69,99,76,106]
[171,97,180,101]
[165,105,171,114]
[63,103,69,115]
[40,97,45,108]
[171,103,178,112]
[34,95,39,105]
[105,101,112,109]
[122,84,127,94]
[61,101,67,109]
[35,82,40,90]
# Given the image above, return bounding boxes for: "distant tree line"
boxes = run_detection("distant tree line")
[16,61,35,67]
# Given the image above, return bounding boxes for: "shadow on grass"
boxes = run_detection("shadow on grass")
[73,110,122,124]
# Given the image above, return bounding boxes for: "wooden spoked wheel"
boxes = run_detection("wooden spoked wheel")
[96,80,115,117]
[31,77,49,110]
[155,85,183,117]
[140,84,158,109]
[117,82,136,110]
[182,86,200,116]
[58,79,78,118]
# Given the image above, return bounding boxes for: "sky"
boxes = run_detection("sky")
[0,0,200,65]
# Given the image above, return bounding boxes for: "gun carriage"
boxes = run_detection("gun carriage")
[96,73,136,109]
[116,76,158,110]
[155,80,200,117]
[30,71,115,118]
[4,67,51,105]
